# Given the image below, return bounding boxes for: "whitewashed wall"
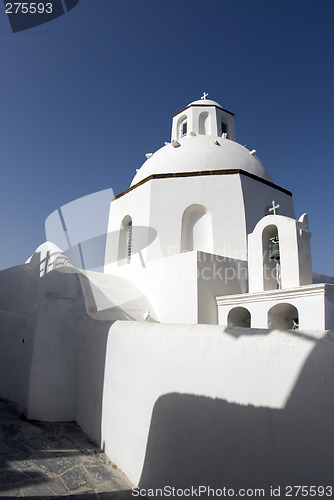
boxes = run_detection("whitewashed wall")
[1,256,334,492]
[97,322,334,488]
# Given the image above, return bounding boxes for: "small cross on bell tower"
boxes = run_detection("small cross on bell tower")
[269,200,280,215]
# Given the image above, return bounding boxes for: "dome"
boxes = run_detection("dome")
[186,99,223,108]
[131,135,273,186]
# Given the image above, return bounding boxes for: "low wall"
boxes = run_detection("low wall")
[1,257,333,493]
[0,311,34,412]
[97,322,334,491]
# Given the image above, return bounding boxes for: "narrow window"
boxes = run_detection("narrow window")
[181,121,187,137]
[127,220,132,264]
[221,121,228,137]
[118,215,132,266]
[262,225,280,290]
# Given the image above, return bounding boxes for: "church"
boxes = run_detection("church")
[102,93,333,330]
[0,95,333,492]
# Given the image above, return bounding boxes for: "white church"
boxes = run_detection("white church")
[102,93,333,330]
[0,95,333,493]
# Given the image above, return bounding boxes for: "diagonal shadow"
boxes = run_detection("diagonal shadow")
[138,330,334,496]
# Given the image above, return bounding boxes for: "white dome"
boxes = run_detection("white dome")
[131,135,273,186]
[187,99,223,108]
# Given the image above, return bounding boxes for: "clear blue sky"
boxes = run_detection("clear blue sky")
[0,0,333,275]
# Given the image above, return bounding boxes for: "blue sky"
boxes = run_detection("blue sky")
[0,0,333,275]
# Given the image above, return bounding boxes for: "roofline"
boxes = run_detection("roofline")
[172,104,235,118]
[112,169,292,202]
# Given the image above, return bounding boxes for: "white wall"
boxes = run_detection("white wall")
[104,252,199,324]
[0,311,33,413]
[106,173,296,280]
[1,253,334,492]
[100,322,334,489]
[1,267,334,491]
[240,174,295,235]
[197,253,248,324]
[106,174,250,269]
[217,284,332,330]
[104,251,249,325]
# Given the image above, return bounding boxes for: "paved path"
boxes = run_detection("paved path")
[0,397,134,499]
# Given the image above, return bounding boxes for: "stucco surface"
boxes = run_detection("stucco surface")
[0,252,334,491]
[100,322,334,488]
[131,135,272,186]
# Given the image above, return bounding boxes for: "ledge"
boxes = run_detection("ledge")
[112,169,292,202]
[216,283,334,305]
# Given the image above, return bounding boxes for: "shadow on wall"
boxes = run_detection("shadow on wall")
[0,257,42,412]
[0,247,155,447]
[139,331,334,495]
[0,252,109,445]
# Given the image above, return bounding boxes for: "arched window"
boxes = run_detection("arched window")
[127,220,132,264]
[199,112,210,135]
[227,307,251,328]
[221,121,228,137]
[180,119,187,137]
[180,204,212,253]
[118,215,132,266]
[177,114,187,140]
[268,303,299,330]
[262,224,280,290]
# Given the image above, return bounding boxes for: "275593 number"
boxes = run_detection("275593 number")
[5,3,53,14]
[285,485,332,496]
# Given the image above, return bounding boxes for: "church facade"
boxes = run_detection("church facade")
[103,95,334,330]
[1,96,334,489]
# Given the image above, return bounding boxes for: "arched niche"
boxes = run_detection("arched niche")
[199,112,211,135]
[118,215,132,266]
[227,307,251,328]
[262,224,280,291]
[221,120,228,137]
[177,114,188,140]
[180,204,213,253]
[268,303,299,330]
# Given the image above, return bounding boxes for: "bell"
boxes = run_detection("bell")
[270,240,280,260]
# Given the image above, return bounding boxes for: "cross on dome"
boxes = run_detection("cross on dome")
[269,200,280,215]
[201,92,209,100]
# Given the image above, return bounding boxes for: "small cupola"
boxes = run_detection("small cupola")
[171,93,236,141]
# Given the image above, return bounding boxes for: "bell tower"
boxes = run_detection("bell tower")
[171,93,236,141]
[248,211,312,293]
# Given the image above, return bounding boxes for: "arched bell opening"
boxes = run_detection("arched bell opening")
[268,303,299,330]
[262,224,281,290]
[227,307,251,328]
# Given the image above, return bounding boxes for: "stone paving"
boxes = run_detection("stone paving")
[0,397,134,499]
